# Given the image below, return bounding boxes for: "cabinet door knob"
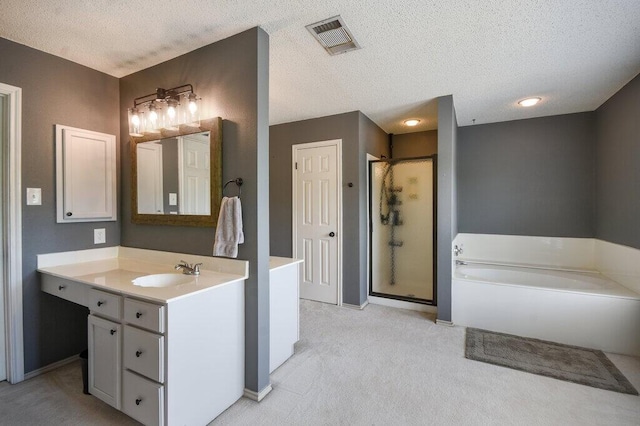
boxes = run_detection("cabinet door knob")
[58,285,66,290]
[66,212,72,217]
[135,350,142,358]
[110,329,116,335]
[135,398,142,406]
[136,312,142,319]
[329,232,335,237]
[97,301,104,307]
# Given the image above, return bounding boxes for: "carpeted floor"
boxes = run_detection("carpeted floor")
[1,300,639,425]
[465,327,638,395]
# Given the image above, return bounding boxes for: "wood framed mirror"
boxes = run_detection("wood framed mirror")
[130,117,222,226]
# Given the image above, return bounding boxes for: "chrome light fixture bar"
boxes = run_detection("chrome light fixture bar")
[128,84,201,136]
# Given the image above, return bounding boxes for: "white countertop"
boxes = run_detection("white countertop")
[37,246,301,303]
[38,246,250,303]
[269,256,303,272]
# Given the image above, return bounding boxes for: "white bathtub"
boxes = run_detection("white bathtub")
[452,262,640,356]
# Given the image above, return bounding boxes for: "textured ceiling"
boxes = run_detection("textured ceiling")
[1,1,639,133]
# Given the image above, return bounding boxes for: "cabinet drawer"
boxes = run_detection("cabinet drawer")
[124,298,165,333]
[41,275,88,307]
[122,370,164,426]
[124,326,164,383]
[88,289,122,321]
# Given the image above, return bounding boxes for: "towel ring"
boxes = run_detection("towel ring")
[223,178,243,197]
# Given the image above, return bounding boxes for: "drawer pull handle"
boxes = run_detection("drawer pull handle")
[58,285,66,290]
[110,329,116,335]
[135,398,142,406]
[97,301,104,307]
[136,312,142,319]
[135,350,142,358]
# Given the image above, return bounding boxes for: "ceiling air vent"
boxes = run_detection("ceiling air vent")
[306,16,361,56]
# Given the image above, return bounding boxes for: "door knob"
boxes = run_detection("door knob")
[329,232,335,237]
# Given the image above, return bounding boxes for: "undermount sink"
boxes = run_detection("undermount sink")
[132,273,195,288]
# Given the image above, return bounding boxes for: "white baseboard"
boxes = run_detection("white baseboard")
[23,354,79,381]
[342,300,369,310]
[436,319,454,327]
[243,384,273,402]
[367,295,437,313]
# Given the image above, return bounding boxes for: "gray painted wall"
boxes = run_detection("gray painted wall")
[119,28,271,393]
[269,111,389,306]
[269,112,359,304]
[457,112,596,237]
[392,130,438,158]
[596,73,640,250]
[436,95,458,322]
[358,113,390,304]
[0,37,121,372]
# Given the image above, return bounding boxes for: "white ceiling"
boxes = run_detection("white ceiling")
[1,1,639,134]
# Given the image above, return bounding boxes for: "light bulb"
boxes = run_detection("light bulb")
[167,105,176,119]
[518,97,541,107]
[131,113,140,127]
[149,109,158,123]
[189,100,198,114]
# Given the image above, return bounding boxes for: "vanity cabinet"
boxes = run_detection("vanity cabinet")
[41,274,88,306]
[40,268,245,426]
[122,298,166,425]
[88,314,122,409]
[269,257,302,373]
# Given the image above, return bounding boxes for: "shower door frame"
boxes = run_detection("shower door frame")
[368,155,437,305]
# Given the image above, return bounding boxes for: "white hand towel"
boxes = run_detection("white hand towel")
[213,196,244,258]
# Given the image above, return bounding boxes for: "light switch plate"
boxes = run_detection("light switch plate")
[94,228,106,244]
[169,193,178,206]
[26,188,42,205]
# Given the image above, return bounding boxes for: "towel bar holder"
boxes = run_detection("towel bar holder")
[223,178,243,197]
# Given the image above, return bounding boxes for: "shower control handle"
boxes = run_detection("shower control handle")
[329,232,335,237]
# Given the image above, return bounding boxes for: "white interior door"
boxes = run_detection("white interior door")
[179,133,210,215]
[136,143,164,214]
[293,140,341,305]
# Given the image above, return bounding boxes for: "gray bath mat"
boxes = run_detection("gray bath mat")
[465,328,638,395]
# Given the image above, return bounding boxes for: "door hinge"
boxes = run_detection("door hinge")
[295,162,298,170]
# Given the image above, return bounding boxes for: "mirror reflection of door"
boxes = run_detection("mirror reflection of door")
[136,143,164,214]
[178,133,210,215]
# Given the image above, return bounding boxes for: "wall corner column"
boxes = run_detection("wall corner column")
[436,95,458,322]
[243,26,271,398]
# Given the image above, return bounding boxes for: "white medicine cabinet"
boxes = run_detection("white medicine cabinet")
[56,124,117,223]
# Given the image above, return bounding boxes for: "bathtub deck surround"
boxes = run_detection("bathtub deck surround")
[38,246,248,425]
[451,234,640,356]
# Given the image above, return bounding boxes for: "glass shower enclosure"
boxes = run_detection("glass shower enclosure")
[369,157,436,304]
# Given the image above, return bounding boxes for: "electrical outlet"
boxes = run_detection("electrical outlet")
[94,228,106,244]
[169,193,178,206]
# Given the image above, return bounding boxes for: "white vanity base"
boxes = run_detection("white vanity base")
[269,257,302,374]
[39,246,247,425]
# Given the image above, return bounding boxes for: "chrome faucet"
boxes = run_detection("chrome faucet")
[175,260,202,275]
[453,244,464,256]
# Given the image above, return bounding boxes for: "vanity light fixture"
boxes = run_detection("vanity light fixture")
[128,84,201,136]
[404,119,420,127]
[518,97,541,107]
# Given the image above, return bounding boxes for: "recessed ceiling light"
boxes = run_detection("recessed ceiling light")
[404,119,420,126]
[518,97,541,107]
